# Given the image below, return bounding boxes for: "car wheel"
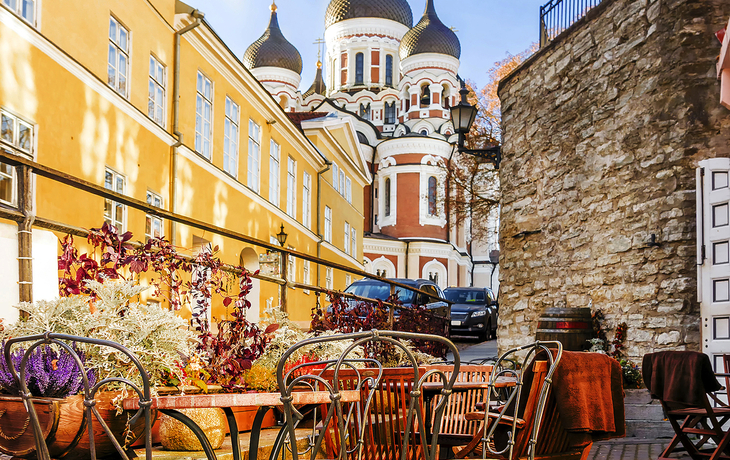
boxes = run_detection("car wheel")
[480,320,490,342]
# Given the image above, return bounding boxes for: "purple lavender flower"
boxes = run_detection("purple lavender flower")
[0,343,96,398]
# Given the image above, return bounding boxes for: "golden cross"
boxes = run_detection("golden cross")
[313,37,325,61]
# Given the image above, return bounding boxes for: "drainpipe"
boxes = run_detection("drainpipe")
[369,158,376,233]
[316,160,332,287]
[171,9,204,245]
[404,240,410,278]
[17,165,34,316]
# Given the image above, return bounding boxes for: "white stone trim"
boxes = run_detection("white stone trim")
[421,259,447,289]
[376,136,452,160]
[401,53,460,77]
[371,256,397,278]
[251,67,302,89]
[379,169,397,228]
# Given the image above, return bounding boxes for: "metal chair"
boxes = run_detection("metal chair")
[271,329,461,460]
[2,332,153,460]
[456,341,564,460]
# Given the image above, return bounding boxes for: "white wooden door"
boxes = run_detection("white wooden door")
[697,158,730,375]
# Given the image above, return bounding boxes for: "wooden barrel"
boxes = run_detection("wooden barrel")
[535,307,593,351]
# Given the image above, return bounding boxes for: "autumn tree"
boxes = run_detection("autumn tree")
[444,45,537,243]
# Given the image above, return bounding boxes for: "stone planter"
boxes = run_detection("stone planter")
[159,408,227,451]
[0,392,154,459]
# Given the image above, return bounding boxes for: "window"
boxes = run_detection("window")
[355,52,364,85]
[359,103,370,120]
[428,176,438,215]
[287,251,295,283]
[0,111,33,206]
[331,58,336,89]
[302,171,311,228]
[384,178,391,216]
[385,55,393,86]
[104,168,126,233]
[332,163,339,192]
[340,170,345,195]
[269,140,280,206]
[303,260,310,293]
[346,274,351,286]
[3,0,35,25]
[350,226,357,259]
[287,156,296,217]
[224,97,239,177]
[148,56,165,126]
[248,120,261,192]
[326,267,333,289]
[344,221,351,254]
[108,17,129,97]
[195,72,213,159]
[345,177,352,204]
[420,84,431,107]
[384,101,396,124]
[324,206,332,242]
[145,191,163,240]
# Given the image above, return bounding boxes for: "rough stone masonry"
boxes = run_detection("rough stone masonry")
[497,0,730,359]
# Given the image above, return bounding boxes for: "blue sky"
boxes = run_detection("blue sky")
[191,0,546,90]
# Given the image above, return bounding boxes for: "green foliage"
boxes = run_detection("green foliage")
[3,279,197,392]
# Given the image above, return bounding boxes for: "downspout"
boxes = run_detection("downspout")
[445,141,457,245]
[369,157,376,233]
[171,9,204,245]
[316,160,332,287]
[404,240,410,278]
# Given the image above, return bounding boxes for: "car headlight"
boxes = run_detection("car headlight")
[471,310,487,317]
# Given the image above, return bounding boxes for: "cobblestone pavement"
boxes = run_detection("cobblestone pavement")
[587,438,691,460]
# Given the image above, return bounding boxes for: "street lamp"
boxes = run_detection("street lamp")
[276,224,288,247]
[449,78,501,168]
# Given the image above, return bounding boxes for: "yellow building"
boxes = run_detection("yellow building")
[0,0,368,327]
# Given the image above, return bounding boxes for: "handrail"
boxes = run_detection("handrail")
[539,0,603,47]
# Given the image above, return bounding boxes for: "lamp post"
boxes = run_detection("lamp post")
[449,78,501,168]
[276,224,289,312]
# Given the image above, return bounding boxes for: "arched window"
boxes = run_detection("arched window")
[421,129,429,136]
[355,53,364,85]
[420,84,431,107]
[360,103,371,120]
[384,101,396,124]
[331,58,336,89]
[385,55,393,86]
[385,178,391,216]
[428,176,437,215]
[442,85,450,108]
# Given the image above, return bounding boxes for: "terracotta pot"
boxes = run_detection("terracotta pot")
[0,392,155,459]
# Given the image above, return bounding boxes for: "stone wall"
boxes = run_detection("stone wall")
[498,0,730,358]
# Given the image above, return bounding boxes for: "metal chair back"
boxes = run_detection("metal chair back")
[3,332,153,460]
[272,330,460,460]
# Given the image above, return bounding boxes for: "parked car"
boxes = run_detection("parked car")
[339,278,451,335]
[444,287,498,341]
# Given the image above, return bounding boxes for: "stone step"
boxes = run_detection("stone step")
[624,402,665,420]
[626,420,673,439]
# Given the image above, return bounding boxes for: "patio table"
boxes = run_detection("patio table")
[123,390,361,460]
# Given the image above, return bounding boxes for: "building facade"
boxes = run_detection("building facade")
[0,0,366,327]
[243,0,499,292]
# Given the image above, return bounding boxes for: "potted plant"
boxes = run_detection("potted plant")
[0,279,197,459]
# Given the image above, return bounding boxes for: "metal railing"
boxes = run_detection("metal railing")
[539,0,603,47]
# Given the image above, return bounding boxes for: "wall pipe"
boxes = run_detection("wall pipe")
[316,159,332,287]
[171,9,204,245]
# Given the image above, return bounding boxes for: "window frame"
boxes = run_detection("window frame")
[108,16,130,98]
[195,71,213,160]
[248,119,261,192]
[344,221,351,255]
[286,156,297,218]
[145,190,164,240]
[332,163,339,192]
[104,167,126,233]
[428,176,438,216]
[223,96,240,178]
[0,110,34,207]
[385,55,393,86]
[2,0,37,26]
[303,260,311,294]
[302,171,311,228]
[269,140,280,206]
[355,52,364,85]
[324,206,332,243]
[384,177,391,217]
[326,267,333,290]
[345,177,352,204]
[350,226,357,259]
[148,55,166,127]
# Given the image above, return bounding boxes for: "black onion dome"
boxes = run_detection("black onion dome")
[243,5,302,74]
[325,0,413,28]
[303,62,327,98]
[399,0,460,60]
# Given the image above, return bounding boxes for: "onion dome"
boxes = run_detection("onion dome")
[303,61,327,98]
[325,0,413,28]
[243,2,302,74]
[399,0,461,60]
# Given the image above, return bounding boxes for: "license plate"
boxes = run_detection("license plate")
[451,320,462,326]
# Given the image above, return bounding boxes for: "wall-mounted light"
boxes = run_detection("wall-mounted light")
[449,78,500,168]
[276,224,288,247]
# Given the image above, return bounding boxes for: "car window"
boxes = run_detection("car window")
[345,283,416,303]
[444,289,486,303]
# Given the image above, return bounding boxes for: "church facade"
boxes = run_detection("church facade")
[243,0,499,291]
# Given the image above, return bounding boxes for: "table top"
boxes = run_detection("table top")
[122,389,361,410]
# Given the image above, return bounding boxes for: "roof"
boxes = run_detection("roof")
[399,0,461,60]
[303,62,327,98]
[325,0,413,28]
[286,112,330,128]
[242,5,302,74]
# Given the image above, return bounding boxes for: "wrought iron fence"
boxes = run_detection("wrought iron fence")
[539,0,604,47]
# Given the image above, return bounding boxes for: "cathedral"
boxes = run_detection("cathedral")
[242,0,499,291]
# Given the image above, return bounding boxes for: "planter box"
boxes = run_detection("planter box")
[0,392,154,459]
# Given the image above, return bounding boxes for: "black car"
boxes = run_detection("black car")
[341,278,450,334]
[444,287,498,341]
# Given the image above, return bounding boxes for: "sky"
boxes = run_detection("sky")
[189,0,547,90]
